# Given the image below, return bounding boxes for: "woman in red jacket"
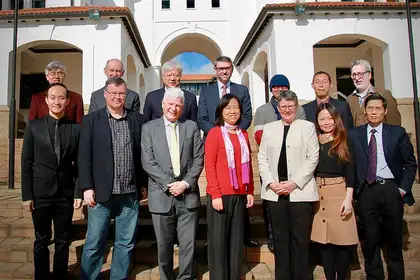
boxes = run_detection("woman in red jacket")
[205,94,254,280]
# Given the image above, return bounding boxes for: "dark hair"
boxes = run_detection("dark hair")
[364,93,387,110]
[105,77,127,89]
[315,103,350,163]
[312,71,332,83]
[215,94,243,126]
[46,83,68,98]
[214,56,233,66]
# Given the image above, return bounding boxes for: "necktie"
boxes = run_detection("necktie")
[366,129,377,184]
[54,120,61,164]
[170,123,180,177]
[222,84,227,96]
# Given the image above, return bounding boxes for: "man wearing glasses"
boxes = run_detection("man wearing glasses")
[143,60,198,123]
[88,59,140,113]
[347,59,401,126]
[303,71,353,129]
[198,56,258,248]
[29,61,84,123]
[79,77,147,280]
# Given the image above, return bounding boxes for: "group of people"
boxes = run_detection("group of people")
[20,56,417,280]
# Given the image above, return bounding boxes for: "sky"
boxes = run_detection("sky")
[172,52,214,74]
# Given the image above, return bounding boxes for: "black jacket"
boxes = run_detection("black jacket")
[21,117,81,201]
[303,98,353,129]
[78,108,147,202]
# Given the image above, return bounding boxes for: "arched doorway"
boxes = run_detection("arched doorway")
[313,34,388,100]
[241,71,250,89]
[158,33,224,66]
[13,40,83,129]
[139,73,146,113]
[252,51,268,109]
[126,54,137,92]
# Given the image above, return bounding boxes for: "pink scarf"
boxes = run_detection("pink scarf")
[220,124,250,189]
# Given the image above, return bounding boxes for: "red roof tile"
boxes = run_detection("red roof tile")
[266,2,420,9]
[182,74,214,81]
[0,6,129,16]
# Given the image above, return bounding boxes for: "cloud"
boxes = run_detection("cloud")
[171,52,215,74]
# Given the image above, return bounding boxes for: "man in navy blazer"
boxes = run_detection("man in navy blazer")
[349,94,417,280]
[197,56,252,137]
[303,71,353,129]
[143,60,197,123]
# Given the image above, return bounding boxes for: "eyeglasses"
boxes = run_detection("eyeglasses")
[48,71,65,77]
[365,106,383,112]
[105,90,126,97]
[214,66,232,72]
[351,72,370,79]
[278,104,296,111]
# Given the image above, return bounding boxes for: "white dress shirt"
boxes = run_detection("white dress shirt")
[217,80,231,99]
[367,123,404,193]
[163,116,189,188]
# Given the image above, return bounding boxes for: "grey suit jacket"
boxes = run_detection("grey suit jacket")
[88,87,140,113]
[141,117,204,214]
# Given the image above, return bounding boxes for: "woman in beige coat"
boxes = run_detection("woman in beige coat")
[311,103,358,280]
[258,90,319,280]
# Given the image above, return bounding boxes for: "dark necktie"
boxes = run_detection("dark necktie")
[54,120,61,164]
[366,129,377,184]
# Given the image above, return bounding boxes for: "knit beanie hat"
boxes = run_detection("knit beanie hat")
[269,74,290,90]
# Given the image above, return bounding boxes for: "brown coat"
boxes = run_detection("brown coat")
[311,177,359,245]
[347,87,401,127]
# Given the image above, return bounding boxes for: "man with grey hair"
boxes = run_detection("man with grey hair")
[29,61,84,123]
[347,59,401,126]
[143,60,198,123]
[141,87,204,280]
[88,58,140,113]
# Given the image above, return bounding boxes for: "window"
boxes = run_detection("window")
[33,0,45,8]
[162,0,170,9]
[212,0,220,8]
[10,0,24,9]
[187,0,195,8]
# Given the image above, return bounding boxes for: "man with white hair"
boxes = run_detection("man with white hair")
[88,58,140,113]
[143,60,197,123]
[141,87,204,280]
[29,61,84,123]
[347,59,401,126]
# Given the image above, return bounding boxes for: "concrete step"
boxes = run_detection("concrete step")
[2,234,420,265]
[3,260,420,280]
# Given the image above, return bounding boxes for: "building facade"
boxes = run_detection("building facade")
[0,0,418,181]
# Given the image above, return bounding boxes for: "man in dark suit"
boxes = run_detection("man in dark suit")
[141,87,204,280]
[21,83,82,280]
[28,61,84,124]
[88,59,140,113]
[143,60,197,123]
[78,77,147,280]
[197,56,258,248]
[303,71,353,129]
[349,94,417,280]
[197,56,252,137]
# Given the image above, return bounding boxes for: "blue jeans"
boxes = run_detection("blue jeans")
[80,192,139,280]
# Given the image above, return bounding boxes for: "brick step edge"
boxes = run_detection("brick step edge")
[1,236,420,264]
[4,261,420,280]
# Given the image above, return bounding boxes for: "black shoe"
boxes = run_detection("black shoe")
[151,240,157,249]
[244,238,260,247]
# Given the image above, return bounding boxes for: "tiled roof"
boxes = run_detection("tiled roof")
[0,6,129,16]
[182,74,214,81]
[266,2,420,9]
[0,6,151,67]
[234,2,420,65]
